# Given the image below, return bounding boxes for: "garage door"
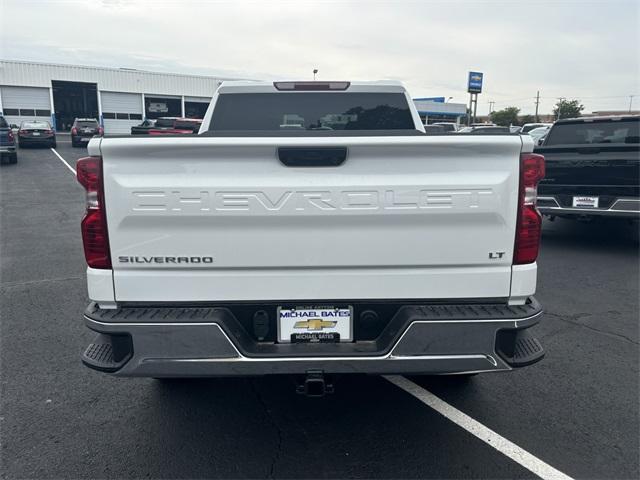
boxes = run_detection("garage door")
[1,86,52,127]
[184,96,210,118]
[100,91,142,134]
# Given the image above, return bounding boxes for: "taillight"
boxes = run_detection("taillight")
[514,153,545,264]
[77,156,111,269]
[19,129,27,135]
[44,129,53,134]
[7,131,14,141]
[98,127,104,135]
[71,127,78,135]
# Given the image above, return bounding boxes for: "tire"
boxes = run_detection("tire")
[51,140,57,148]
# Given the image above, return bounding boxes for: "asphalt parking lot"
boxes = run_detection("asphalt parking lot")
[1,136,638,479]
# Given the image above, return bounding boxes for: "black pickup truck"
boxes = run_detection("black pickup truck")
[535,115,639,219]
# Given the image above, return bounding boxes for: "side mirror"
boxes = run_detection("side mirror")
[537,138,544,146]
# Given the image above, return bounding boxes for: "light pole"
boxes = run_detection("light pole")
[629,95,635,112]
[445,97,453,102]
[556,97,566,120]
[313,69,318,80]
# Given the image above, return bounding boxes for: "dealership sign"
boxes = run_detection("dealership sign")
[468,72,483,93]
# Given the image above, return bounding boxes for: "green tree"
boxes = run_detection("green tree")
[553,99,584,119]
[519,114,534,126]
[490,107,520,126]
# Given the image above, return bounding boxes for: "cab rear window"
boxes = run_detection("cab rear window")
[545,119,640,145]
[208,92,415,133]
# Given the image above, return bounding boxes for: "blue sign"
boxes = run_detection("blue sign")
[468,71,483,93]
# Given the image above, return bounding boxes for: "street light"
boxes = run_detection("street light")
[445,97,453,102]
[557,97,566,120]
[313,69,318,80]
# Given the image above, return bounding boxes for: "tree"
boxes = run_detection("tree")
[490,107,520,126]
[519,114,534,126]
[553,99,584,119]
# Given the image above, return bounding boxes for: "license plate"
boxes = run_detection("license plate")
[81,138,90,142]
[32,132,40,136]
[278,306,352,343]
[572,196,599,208]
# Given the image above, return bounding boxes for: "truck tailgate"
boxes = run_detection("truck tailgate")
[100,135,523,302]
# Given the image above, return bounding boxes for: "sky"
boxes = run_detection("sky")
[1,0,639,115]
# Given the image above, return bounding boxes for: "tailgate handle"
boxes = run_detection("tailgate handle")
[278,147,347,167]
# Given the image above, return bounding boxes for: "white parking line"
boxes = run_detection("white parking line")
[385,375,573,480]
[50,148,76,175]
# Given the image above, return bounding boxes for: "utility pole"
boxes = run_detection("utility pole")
[630,95,635,112]
[534,91,540,122]
[488,101,495,115]
[556,97,566,120]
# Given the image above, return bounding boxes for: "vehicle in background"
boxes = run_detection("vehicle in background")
[423,124,446,134]
[528,126,551,145]
[18,120,56,148]
[77,80,546,390]
[521,123,552,134]
[147,118,202,135]
[130,119,156,135]
[536,115,639,219]
[71,118,102,147]
[510,126,522,133]
[459,125,511,134]
[432,122,458,132]
[0,115,18,164]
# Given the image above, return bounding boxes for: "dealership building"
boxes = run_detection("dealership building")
[0,60,238,133]
[413,97,467,124]
[1,60,467,133]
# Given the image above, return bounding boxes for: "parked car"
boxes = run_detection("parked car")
[459,125,511,134]
[147,117,202,135]
[528,126,550,145]
[521,123,552,134]
[536,115,639,219]
[0,115,18,164]
[76,80,545,393]
[71,118,103,147]
[130,119,156,135]
[432,122,458,132]
[18,120,56,148]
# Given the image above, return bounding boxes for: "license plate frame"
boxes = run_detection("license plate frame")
[572,196,599,208]
[277,305,353,343]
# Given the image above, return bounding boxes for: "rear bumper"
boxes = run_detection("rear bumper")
[82,298,544,377]
[0,145,16,154]
[19,136,54,145]
[538,196,640,218]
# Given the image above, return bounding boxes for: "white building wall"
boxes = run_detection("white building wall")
[0,60,232,97]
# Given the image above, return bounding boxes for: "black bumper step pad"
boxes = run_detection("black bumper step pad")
[497,329,545,367]
[81,333,132,372]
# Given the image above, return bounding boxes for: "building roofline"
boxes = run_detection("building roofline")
[0,58,249,82]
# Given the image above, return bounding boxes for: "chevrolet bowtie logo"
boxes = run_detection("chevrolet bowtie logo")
[293,319,337,331]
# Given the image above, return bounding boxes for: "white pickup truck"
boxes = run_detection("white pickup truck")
[78,80,545,395]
